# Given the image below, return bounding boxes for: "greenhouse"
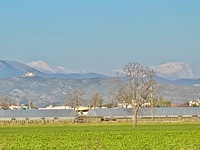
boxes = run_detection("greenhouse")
[138,107,200,118]
[87,107,200,118]
[0,109,77,121]
[87,108,133,118]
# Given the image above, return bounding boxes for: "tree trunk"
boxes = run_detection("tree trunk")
[151,106,154,121]
[150,98,154,121]
[133,111,137,128]
[133,106,139,128]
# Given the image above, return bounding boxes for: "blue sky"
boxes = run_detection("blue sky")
[0,1,200,74]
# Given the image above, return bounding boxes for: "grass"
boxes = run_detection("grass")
[0,122,200,150]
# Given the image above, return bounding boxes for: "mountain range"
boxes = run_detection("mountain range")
[1,60,200,107]
[0,60,108,79]
[27,60,200,80]
[1,60,200,85]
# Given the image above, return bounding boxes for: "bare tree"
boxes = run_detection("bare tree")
[90,92,104,108]
[115,62,156,128]
[112,90,130,108]
[0,96,14,110]
[67,89,85,111]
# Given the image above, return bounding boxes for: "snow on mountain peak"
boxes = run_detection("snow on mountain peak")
[26,61,71,74]
[27,60,55,73]
[151,62,194,79]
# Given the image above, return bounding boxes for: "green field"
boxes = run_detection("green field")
[0,122,200,150]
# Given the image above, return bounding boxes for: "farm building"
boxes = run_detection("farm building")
[87,107,200,118]
[0,109,77,121]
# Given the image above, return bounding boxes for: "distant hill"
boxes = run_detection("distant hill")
[154,75,200,86]
[0,76,199,107]
[0,60,46,79]
[153,76,174,84]
[174,78,200,86]
[47,72,109,79]
[0,76,116,107]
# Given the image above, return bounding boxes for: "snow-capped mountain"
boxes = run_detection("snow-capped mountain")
[26,60,72,74]
[0,60,46,79]
[0,60,109,79]
[151,62,194,80]
[1,59,200,81]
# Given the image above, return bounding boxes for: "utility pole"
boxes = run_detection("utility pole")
[29,97,31,109]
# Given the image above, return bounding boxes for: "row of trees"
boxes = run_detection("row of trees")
[66,90,171,109]
[67,90,104,110]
